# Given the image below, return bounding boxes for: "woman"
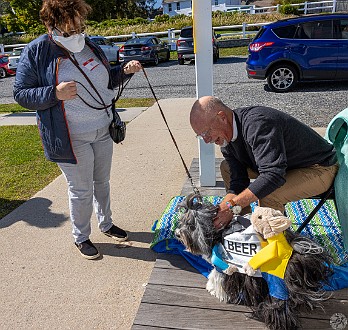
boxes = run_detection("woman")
[14,0,142,259]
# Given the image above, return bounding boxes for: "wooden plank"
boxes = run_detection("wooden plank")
[152,255,348,300]
[149,266,206,288]
[132,303,268,330]
[141,283,251,313]
[132,302,345,330]
[146,265,348,319]
[132,326,176,330]
[154,254,205,272]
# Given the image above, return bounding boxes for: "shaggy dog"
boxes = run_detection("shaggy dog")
[175,193,333,330]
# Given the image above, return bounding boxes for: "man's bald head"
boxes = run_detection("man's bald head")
[190,96,229,130]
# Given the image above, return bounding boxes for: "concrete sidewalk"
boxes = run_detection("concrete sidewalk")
[0,107,147,126]
[0,98,205,330]
[0,98,327,330]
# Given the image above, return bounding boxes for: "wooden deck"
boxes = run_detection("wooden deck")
[132,159,348,330]
[132,254,348,330]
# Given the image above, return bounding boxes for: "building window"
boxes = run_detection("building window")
[215,0,219,5]
[177,2,180,10]
[168,3,172,11]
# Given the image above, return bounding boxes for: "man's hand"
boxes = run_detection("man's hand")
[123,60,142,74]
[213,189,258,229]
[213,193,236,229]
[56,81,77,100]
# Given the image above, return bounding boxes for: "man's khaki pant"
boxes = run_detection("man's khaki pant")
[220,160,338,213]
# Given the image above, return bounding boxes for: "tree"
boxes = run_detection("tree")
[86,0,157,20]
[1,0,42,32]
[0,0,158,32]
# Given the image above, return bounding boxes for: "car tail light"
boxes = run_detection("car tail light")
[248,71,257,75]
[119,46,124,53]
[141,46,151,51]
[249,42,274,52]
[177,40,185,46]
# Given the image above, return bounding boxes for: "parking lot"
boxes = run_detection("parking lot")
[1,56,348,127]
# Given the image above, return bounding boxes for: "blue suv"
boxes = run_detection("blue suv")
[246,14,348,92]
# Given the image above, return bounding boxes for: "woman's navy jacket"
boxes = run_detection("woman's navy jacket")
[13,34,128,164]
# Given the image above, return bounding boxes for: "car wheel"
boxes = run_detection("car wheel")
[0,68,6,78]
[267,64,298,93]
[178,58,184,65]
[153,54,159,66]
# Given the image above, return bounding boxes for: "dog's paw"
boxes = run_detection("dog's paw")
[243,263,256,276]
[223,264,238,275]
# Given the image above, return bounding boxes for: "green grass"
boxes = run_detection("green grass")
[0,97,155,219]
[220,46,248,57]
[0,103,28,113]
[117,98,155,108]
[169,46,248,61]
[0,126,61,219]
[0,98,155,114]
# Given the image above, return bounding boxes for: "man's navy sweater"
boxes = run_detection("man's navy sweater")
[221,106,337,199]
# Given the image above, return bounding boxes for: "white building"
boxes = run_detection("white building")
[162,0,242,16]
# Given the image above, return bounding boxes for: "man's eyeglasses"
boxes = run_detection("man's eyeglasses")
[196,114,219,140]
[196,127,213,140]
[54,26,85,38]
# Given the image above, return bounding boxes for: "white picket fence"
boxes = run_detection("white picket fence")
[104,21,271,51]
[0,21,270,53]
[175,0,337,16]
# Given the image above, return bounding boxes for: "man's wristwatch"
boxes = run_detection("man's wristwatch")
[226,199,242,215]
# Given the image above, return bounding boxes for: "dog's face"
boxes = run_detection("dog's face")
[175,194,219,256]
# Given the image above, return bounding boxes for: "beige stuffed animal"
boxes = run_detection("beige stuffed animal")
[243,206,293,277]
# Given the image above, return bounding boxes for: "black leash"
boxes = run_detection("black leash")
[141,67,200,195]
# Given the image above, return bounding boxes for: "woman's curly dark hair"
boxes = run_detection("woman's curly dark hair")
[40,0,92,29]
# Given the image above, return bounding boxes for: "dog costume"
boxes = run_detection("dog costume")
[175,195,345,330]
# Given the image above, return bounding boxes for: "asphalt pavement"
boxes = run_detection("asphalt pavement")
[2,58,348,127]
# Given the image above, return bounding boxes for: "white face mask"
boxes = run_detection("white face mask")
[53,33,85,53]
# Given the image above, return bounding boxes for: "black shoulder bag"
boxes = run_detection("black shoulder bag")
[66,52,128,144]
[109,100,126,144]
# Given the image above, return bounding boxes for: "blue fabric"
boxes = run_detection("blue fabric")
[211,244,229,272]
[151,234,213,278]
[150,196,221,278]
[261,272,289,300]
[324,263,348,291]
[325,108,348,250]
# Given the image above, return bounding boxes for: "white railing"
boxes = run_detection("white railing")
[0,43,27,54]
[105,22,268,50]
[173,0,337,15]
[0,21,285,53]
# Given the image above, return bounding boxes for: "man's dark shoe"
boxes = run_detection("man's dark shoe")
[103,224,128,241]
[75,239,100,259]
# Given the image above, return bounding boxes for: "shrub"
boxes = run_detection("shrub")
[279,4,299,15]
[154,14,170,23]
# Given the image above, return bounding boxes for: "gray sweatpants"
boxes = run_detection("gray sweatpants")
[58,125,114,243]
